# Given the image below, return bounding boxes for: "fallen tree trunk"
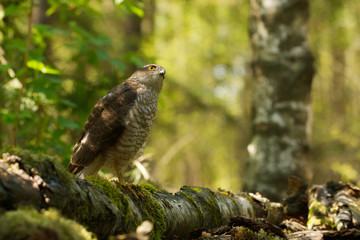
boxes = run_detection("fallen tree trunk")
[3,150,360,240]
[0,150,276,239]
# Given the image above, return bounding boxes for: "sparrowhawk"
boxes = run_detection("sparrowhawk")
[67,64,165,183]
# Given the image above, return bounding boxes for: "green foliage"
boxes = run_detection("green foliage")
[0,0,145,162]
[146,0,250,190]
[2,0,359,196]
[26,59,60,74]
[115,0,144,18]
[331,162,358,183]
[0,0,251,191]
[0,208,94,240]
[309,0,360,185]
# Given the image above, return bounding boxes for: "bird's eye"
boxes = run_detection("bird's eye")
[148,65,156,70]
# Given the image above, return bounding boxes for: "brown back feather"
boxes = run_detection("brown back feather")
[68,82,137,169]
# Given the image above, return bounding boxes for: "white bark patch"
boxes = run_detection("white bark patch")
[247,143,257,157]
[270,112,285,128]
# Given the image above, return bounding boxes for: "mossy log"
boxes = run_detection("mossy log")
[307,181,360,231]
[288,229,360,240]
[0,151,277,239]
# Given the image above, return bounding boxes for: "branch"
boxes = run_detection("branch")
[0,150,273,239]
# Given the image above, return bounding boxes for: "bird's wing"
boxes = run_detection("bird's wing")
[68,83,137,172]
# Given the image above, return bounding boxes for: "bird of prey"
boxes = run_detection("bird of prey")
[67,64,165,183]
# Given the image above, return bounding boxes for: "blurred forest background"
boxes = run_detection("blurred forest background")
[0,0,360,193]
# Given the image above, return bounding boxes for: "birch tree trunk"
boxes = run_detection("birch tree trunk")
[244,0,315,201]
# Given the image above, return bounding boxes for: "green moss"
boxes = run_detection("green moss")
[1,147,73,187]
[0,207,94,240]
[86,176,130,211]
[181,191,204,220]
[307,200,335,229]
[85,178,167,238]
[308,200,328,216]
[244,193,257,204]
[86,176,138,233]
[78,202,91,224]
[232,226,284,240]
[128,184,167,240]
[207,192,220,226]
[218,189,235,201]
[138,182,158,193]
[187,186,203,193]
[181,186,219,227]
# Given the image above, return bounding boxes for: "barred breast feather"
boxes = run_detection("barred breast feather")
[101,89,159,174]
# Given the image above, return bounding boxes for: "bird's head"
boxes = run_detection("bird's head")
[129,64,166,93]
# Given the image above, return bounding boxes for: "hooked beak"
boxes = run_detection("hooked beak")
[159,68,166,77]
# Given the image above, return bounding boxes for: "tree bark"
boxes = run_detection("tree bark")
[2,151,360,239]
[288,229,360,240]
[244,0,315,201]
[0,151,273,239]
[307,181,360,231]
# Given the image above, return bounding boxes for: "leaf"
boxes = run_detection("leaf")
[16,68,29,79]
[70,22,110,47]
[0,108,15,125]
[124,52,146,67]
[60,99,77,108]
[96,50,109,61]
[46,3,58,16]
[124,3,144,18]
[0,64,9,71]
[90,35,110,46]
[57,116,80,129]
[6,38,27,52]
[86,50,98,64]
[19,110,32,119]
[118,1,144,18]
[69,21,93,40]
[4,5,19,16]
[34,24,68,37]
[26,60,60,75]
[46,76,63,84]
[109,58,126,71]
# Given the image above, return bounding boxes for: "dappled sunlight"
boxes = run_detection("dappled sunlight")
[1,0,360,193]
